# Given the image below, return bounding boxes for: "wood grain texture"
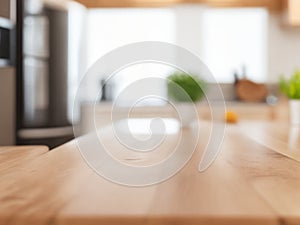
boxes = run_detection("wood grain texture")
[74,0,282,10]
[235,122,300,225]
[204,0,282,10]
[282,0,300,26]
[0,146,49,173]
[0,121,288,225]
[74,0,183,8]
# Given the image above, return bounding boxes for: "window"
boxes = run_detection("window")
[202,8,268,83]
[86,8,175,103]
[87,8,175,67]
[85,6,268,103]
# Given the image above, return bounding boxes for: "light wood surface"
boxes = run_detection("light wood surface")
[1,120,300,224]
[282,0,300,26]
[74,0,282,10]
[0,146,48,172]
[205,0,282,11]
[223,122,300,225]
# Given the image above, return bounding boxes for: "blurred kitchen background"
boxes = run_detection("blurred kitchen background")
[0,0,299,147]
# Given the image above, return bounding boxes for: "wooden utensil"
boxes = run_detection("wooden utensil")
[236,79,268,102]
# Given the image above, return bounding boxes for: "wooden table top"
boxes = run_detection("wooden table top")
[1,120,300,225]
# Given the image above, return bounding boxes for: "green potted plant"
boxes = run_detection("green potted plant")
[167,72,207,127]
[279,70,300,125]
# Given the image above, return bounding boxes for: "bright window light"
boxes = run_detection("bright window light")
[87,8,175,67]
[85,6,268,102]
[202,8,268,83]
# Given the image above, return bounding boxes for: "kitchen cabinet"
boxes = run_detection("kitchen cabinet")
[282,0,300,26]
[75,0,282,10]
[0,0,15,20]
[204,0,282,10]
[0,67,15,145]
[75,0,183,7]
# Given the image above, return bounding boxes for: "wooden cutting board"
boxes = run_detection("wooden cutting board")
[236,79,268,102]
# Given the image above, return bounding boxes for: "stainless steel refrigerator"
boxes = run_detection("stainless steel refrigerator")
[17,0,86,148]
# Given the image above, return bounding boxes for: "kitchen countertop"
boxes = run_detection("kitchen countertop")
[1,120,300,225]
[0,145,48,172]
[80,100,289,135]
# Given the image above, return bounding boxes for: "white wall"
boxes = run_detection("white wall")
[174,5,206,59]
[268,13,300,82]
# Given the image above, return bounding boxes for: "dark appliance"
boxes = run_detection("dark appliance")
[16,0,86,148]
